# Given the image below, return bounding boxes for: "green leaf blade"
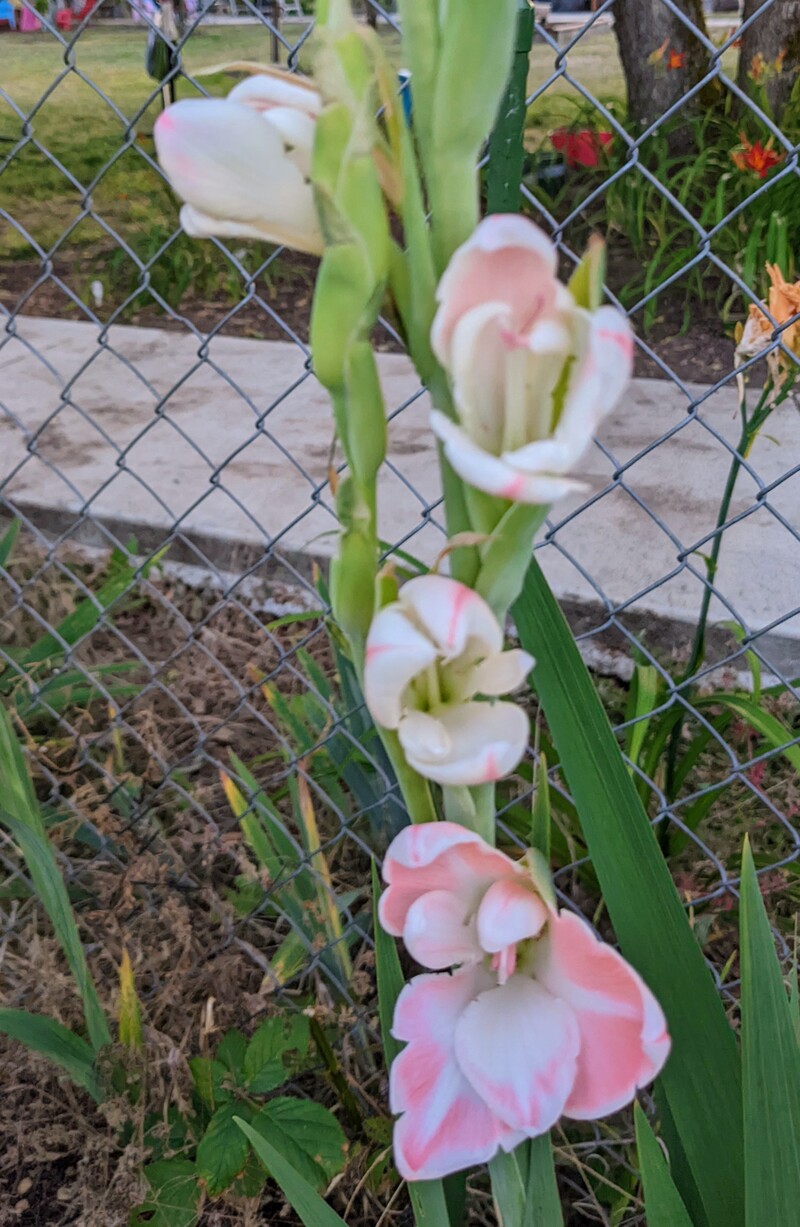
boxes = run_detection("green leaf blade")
[513,560,743,1227]
[129,1159,199,1227]
[634,1102,693,1227]
[251,1097,347,1190]
[196,1102,252,1196]
[236,1117,348,1227]
[0,707,110,1052]
[740,838,800,1227]
[0,1008,101,1101]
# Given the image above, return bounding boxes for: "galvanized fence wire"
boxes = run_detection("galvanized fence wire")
[0,0,799,1054]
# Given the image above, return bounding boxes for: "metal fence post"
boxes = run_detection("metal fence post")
[485,0,535,214]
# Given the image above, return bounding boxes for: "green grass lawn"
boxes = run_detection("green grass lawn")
[0,23,627,263]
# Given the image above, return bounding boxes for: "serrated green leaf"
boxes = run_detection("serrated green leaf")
[196,1102,253,1196]
[244,1016,309,1094]
[235,1117,348,1227]
[229,1146,266,1199]
[513,560,743,1227]
[246,1060,288,1096]
[251,1097,347,1189]
[634,1103,693,1227]
[0,1008,100,1101]
[740,838,800,1226]
[129,1159,199,1227]
[188,1056,216,1111]
[215,1029,247,1079]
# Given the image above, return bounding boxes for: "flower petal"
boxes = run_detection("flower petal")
[227,69,321,116]
[391,969,525,1181]
[431,411,585,505]
[584,305,634,419]
[455,976,580,1133]
[400,701,529,787]
[262,106,316,178]
[476,878,548,953]
[448,302,510,452]
[533,911,670,1120]
[363,604,439,730]
[404,889,483,969]
[432,215,558,366]
[379,821,521,937]
[154,98,321,254]
[398,574,503,661]
[465,648,534,698]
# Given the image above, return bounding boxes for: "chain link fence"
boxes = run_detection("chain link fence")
[0,0,799,1215]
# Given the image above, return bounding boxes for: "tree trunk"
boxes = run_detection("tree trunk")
[737,0,800,127]
[612,0,713,130]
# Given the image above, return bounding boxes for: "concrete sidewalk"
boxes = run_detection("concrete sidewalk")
[1,315,798,672]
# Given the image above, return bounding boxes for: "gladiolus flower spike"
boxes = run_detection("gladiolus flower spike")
[381,822,670,1181]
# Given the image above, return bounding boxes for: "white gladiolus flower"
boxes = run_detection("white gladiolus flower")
[363,575,533,787]
[154,67,323,255]
[430,214,634,505]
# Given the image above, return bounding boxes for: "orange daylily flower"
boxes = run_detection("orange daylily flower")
[736,265,800,373]
[748,49,787,85]
[731,134,783,179]
[649,40,686,70]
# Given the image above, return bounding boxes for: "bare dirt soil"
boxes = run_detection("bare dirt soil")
[0,248,735,386]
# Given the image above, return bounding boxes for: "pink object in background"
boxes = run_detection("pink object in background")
[381,822,671,1181]
[20,5,42,30]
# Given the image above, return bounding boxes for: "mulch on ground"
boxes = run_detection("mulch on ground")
[0,245,736,386]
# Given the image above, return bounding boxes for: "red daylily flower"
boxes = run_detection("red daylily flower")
[550,128,612,170]
[731,134,783,179]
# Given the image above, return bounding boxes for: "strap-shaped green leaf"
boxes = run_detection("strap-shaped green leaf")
[236,1118,348,1227]
[0,1008,101,1101]
[634,1103,693,1227]
[0,707,110,1052]
[740,837,800,1226]
[513,560,743,1227]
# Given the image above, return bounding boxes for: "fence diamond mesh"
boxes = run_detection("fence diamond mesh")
[0,0,799,1216]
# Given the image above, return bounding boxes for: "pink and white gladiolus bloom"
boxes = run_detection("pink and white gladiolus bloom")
[430,214,634,505]
[153,68,323,254]
[363,575,533,787]
[381,822,670,1181]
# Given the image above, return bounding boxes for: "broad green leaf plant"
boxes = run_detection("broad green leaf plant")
[148,0,800,1221]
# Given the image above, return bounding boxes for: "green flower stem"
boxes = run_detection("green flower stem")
[428,156,480,276]
[470,781,496,846]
